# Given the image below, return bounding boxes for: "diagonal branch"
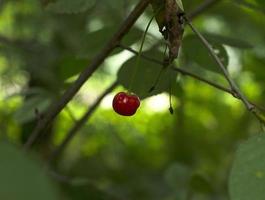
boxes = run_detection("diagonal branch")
[119,45,265,115]
[23,0,151,150]
[47,0,223,162]
[184,16,254,112]
[48,81,118,164]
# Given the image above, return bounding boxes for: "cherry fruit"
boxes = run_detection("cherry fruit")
[112,92,140,116]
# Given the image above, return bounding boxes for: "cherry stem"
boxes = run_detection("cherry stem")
[149,44,169,93]
[128,8,162,93]
[168,74,174,114]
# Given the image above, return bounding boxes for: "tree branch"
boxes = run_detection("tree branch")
[184,16,255,112]
[119,45,265,115]
[48,81,118,164]
[23,0,151,150]
[47,0,223,162]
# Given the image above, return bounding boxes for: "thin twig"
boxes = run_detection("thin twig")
[23,0,151,150]
[184,16,254,112]
[47,0,223,163]
[119,45,265,114]
[48,81,118,164]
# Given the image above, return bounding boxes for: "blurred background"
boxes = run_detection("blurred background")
[0,0,265,199]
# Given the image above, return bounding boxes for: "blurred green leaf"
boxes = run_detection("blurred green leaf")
[63,184,119,200]
[183,34,229,74]
[176,0,184,11]
[243,55,265,83]
[150,0,165,33]
[229,134,265,200]
[46,0,96,14]
[117,50,177,99]
[79,27,143,59]
[203,33,253,49]
[189,174,213,194]
[56,56,88,81]
[255,0,265,7]
[14,95,51,124]
[0,142,57,200]
[164,163,191,189]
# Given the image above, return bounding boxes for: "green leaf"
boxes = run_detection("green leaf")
[117,50,177,99]
[176,0,184,11]
[189,174,213,194]
[0,142,57,200]
[46,0,96,14]
[183,34,229,74]
[150,0,165,32]
[164,163,191,189]
[14,95,51,124]
[255,0,265,7]
[203,33,253,49]
[79,27,143,59]
[229,134,265,200]
[56,56,88,81]
[78,26,116,59]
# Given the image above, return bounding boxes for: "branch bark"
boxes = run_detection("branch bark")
[48,81,118,164]
[23,0,151,150]
[184,16,254,112]
[119,45,265,115]
[47,0,222,162]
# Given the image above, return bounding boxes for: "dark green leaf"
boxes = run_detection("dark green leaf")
[0,142,57,200]
[176,0,184,11]
[46,0,96,14]
[117,50,177,99]
[79,27,143,59]
[229,134,265,200]
[255,0,265,7]
[14,95,51,124]
[164,163,191,188]
[203,33,253,49]
[189,174,213,194]
[56,56,88,81]
[183,34,229,74]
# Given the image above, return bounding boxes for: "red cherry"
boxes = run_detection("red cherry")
[112,92,140,116]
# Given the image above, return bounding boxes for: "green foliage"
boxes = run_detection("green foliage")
[183,34,229,74]
[117,50,177,99]
[14,94,51,124]
[255,0,265,7]
[189,174,213,194]
[0,142,57,200]
[0,0,265,199]
[56,56,88,81]
[229,134,265,200]
[176,0,185,11]
[46,0,96,14]
[202,33,253,49]
[78,27,143,59]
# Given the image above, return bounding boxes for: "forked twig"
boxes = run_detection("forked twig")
[184,15,254,112]
[48,81,118,164]
[119,44,265,115]
[23,0,151,150]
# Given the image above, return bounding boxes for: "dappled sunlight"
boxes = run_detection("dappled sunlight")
[1,0,265,199]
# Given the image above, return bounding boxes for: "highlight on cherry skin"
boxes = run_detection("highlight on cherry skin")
[112,92,141,116]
